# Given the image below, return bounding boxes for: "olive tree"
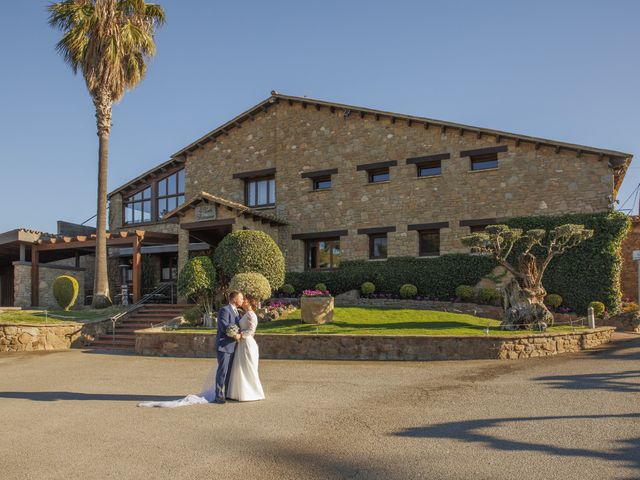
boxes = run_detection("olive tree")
[177,256,217,325]
[461,224,593,330]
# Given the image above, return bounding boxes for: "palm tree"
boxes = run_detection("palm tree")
[48,0,165,308]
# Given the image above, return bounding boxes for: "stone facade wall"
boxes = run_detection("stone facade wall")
[12,261,85,308]
[135,326,614,360]
[110,100,616,274]
[0,319,110,352]
[620,217,640,302]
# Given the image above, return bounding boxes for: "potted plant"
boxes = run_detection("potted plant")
[301,289,334,324]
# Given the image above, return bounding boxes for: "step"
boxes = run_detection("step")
[88,340,135,348]
[117,323,162,329]
[96,334,136,341]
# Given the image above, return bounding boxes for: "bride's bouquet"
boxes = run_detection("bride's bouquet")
[226,324,240,338]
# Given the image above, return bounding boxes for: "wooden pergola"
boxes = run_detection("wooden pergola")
[31,230,178,306]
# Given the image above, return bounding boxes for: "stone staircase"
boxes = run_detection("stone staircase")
[86,304,187,351]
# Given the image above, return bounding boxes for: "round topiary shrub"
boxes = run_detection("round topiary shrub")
[213,230,285,290]
[361,281,376,296]
[399,284,418,299]
[478,287,501,304]
[315,283,328,292]
[455,285,475,302]
[281,284,295,296]
[229,272,272,302]
[545,294,563,309]
[589,301,606,317]
[52,275,79,311]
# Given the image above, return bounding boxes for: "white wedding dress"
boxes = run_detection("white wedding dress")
[138,311,263,408]
[227,311,265,401]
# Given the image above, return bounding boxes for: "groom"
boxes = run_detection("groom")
[214,290,244,404]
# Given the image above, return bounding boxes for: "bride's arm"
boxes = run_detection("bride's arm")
[241,312,258,338]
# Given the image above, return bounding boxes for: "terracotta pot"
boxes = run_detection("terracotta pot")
[301,296,334,324]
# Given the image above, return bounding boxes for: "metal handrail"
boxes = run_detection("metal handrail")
[108,282,175,344]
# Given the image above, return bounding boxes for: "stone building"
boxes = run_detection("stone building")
[0,92,633,307]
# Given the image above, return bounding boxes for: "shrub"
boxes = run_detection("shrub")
[477,287,501,304]
[315,283,328,292]
[455,285,475,302]
[280,284,295,295]
[545,294,563,309]
[361,281,376,296]
[177,256,216,315]
[183,306,203,325]
[212,230,285,290]
[52,275,79,311]
[622,302,640,313]
[399,284,418,299]
[229,272,272,302]
[589,301,606,317]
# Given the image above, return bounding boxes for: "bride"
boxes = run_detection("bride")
[138,295,264,408]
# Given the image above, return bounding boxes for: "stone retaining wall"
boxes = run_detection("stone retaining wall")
[0,319,110,352]
[135,327,614,361]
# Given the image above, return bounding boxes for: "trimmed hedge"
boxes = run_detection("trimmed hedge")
[504,211,630,314]
[52,275,79,311]
[286,254,496,300]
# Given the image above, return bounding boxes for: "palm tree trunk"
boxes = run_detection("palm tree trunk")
[92,90,113,308]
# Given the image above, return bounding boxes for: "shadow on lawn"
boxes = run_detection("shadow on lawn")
[395,413,640,479]
[0,391,181,402]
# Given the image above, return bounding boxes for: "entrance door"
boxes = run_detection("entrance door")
[0,265,15,307]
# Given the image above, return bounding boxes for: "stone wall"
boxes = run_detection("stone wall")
[0,319,110,352]
[135,327,614,360]
[620,217,640,302]
[13,261,85,308]
[110,100,616,273]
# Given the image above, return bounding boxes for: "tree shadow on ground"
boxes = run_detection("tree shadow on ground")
[0,391,182,402]
[395,413,640,479]
[534,370,640,393]
[581,335,640,362]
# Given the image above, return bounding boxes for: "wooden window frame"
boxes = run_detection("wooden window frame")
[305,238,341,271]
[123,186,152,225]
[245,175,276,208]
[470,152,499,171]
[368,233,388,259]
[417,159,442,177]
[312,176,332,190]
[157,169,185,218]
[418,229,440,256]
[368,168,390,183]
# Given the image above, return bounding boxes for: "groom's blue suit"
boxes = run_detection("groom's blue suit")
[215,304,241,401]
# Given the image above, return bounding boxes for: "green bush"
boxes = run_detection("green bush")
[545,294,563,309]
[229,272,272,301]
[399,284,418,299]
[213,230,285,290]
[361,282,376,296]
[477,287,501,304]
[183,306,203,325]
[52,275,79,311]
[589,301,606,317]
[315,283,328,291]
[455,285,475,302]
[177,256,216,314]
[286,254,496,300]
[280,284,295,295]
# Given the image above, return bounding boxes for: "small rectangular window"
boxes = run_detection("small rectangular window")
[470,153,498,171]
[124,186,152,225]
[418,229,440,256]
[368,168,390,183]
[245,175,276,207]
[313,176,332,190]
[417,160,442,177]
[369,233,388,259]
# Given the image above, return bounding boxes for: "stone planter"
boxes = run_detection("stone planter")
[301,296,334,324]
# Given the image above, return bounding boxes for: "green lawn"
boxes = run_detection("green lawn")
[175,307,585,336]
[0,306,125,325]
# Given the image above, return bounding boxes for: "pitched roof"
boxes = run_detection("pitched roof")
[163,191,287,226]
[109,91,633,198]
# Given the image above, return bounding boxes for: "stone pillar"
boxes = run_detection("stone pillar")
[177,228,190,304]
[12,262,31,308]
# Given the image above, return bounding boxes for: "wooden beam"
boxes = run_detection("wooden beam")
[360,111,365,119]
[459,128,465,137]
[534,143,541,150]
[555,146,561,154]
[440,126,446,134]
[132,235,141,302]
[408,119,413,127]
[424,122,429,130]
[477,131,482,139]
[31,247,39,307]
[315,104,321,111]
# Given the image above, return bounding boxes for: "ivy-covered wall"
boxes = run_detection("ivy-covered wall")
[285,212,631,314]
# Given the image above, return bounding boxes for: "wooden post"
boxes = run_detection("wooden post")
[31,247,39,307]
[132,235,142,302]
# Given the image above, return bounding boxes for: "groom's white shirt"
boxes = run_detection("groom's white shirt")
[230,304,238,317]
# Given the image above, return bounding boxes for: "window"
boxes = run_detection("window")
[306,238,341,270]
[417,160,442,177]
[161,255,178,282]
[369,233,388,259]
[123,187,152,224]
[418,229,440,256]
[246,176,276,207]
[368,168,390,183]
[313,176,332,190]
[470,152,498,171]
[157,169,185,217]
[470,224,489,233]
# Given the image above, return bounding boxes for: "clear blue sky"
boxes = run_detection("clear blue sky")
[1,0,639,233]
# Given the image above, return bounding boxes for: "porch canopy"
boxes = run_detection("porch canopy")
[32,230,178,305]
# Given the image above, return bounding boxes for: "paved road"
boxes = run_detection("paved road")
[1,335,639,480]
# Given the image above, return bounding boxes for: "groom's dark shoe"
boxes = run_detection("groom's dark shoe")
[214,397,226,404]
